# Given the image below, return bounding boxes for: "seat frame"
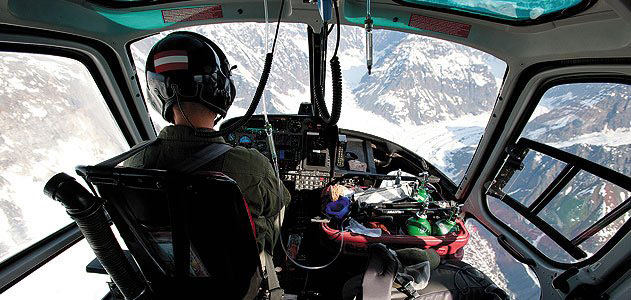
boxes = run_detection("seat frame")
[76,166,262,299]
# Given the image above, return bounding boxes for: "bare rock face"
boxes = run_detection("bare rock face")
[353,32,498,125]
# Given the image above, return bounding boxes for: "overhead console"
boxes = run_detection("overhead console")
[220,114,338,191]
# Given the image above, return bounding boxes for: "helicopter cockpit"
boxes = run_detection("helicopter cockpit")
[1,0,630,299]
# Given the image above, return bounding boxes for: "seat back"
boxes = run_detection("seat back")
[76,166,262,299]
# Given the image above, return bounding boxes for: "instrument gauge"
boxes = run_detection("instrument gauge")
[255,141,268,151]
[239,135,253,147]
[288,120,302,133]
[226,133,236,143]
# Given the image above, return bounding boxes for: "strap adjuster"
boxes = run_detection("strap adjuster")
[395,275,421,300]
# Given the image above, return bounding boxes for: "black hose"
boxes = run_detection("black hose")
[313,55,342,126]
[194,53,274,138]
[195,0,284,138]
[44,173,150,300]
[312,0,342,127]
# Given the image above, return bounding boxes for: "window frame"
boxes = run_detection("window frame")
[0,25,137,292]
[487,138,631,261]
[482,74,631,268]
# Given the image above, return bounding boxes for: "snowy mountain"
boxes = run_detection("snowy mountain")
[353,31,499,125]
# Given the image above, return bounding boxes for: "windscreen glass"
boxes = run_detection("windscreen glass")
[130,24,506,185]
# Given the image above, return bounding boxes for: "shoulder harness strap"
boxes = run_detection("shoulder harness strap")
[172,143,233,174]
[97,139,159,167]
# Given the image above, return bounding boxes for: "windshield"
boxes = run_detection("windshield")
[130,23,506,185]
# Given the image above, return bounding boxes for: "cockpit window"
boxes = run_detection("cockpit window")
[486,82,631,263]
[398,0,587,22]
[130,23,506,185]
[0,52,128,264]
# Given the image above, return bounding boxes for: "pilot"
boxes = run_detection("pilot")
[124,31,291,264]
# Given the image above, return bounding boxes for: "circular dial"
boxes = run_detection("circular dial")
[226,133,236,143]
[254,141,268,152]
[288,120,302,133]
[255,130,267,140]
[239,135,253,147]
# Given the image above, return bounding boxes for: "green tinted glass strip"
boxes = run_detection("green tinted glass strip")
[96,9,171,30]
[400,0,583,21]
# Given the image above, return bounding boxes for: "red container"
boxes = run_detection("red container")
[320,219,469,259]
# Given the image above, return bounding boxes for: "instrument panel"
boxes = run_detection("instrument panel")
[221,115,336,190]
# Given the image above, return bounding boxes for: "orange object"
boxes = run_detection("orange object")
[366,222,392,235]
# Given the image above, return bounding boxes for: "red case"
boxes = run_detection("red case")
[320,218,469,259]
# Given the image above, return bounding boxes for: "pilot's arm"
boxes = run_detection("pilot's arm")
[259,159,291,254]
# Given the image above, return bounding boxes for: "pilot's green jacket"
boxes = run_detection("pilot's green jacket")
[124,125,291,254]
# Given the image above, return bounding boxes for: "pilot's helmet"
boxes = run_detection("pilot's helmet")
[145,31,236,123]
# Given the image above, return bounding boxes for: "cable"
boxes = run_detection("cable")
[193,0,285,138]
[312,0,342,127]
[277,203,345,270]
[333,0,340,57]
[271,0,286,53]
[327,24,335,35]
[264,0,269,54]
[265,100,346,270]
[257,0,343,271]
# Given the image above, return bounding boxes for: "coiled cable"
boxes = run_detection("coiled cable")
[194,0,285,138]
[312,0,342,127]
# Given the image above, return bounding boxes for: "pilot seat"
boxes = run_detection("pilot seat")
[76,165,263,299]
[45,138,268,300]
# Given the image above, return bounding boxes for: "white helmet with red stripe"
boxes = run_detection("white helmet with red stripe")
[146,31,236,123]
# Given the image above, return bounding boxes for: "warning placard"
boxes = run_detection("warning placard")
[162,5,223,23]
[408,14,471,38]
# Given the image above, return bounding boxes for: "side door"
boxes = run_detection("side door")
[461,64,631,299]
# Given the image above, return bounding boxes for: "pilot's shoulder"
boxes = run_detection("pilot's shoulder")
[224,145,272,174]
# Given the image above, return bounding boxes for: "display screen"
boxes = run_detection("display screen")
[307,151,327,167]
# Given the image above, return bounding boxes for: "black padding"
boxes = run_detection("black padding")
[391,260,508,300]
[395,248,440,270]
[76,166,262,300]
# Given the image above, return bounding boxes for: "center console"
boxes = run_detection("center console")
[221,115,337,190]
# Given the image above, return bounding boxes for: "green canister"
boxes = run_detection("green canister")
[414,187,431,203]
[432,219,458,235]
[406,213,432,236]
